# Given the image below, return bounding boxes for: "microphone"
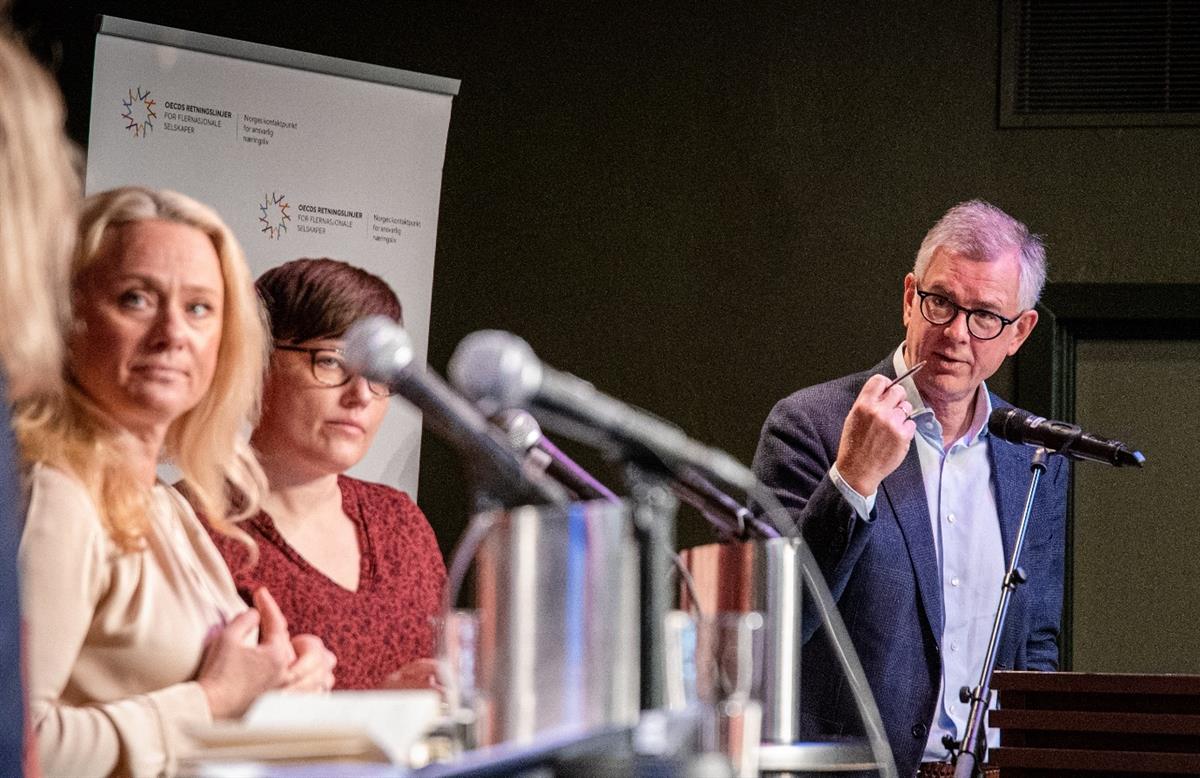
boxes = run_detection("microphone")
[495,409,779,538]
[447,329,757,495]
[494,409,620,503]
[343,317,568,507]
[672,468,779,540]
[988,407,1145,467]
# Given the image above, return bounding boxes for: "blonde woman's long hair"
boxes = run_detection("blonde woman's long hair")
[0,28,79,401]
[16,187,267,551]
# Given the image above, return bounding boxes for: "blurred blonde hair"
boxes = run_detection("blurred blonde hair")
[16,187,267,552]
[0,28,79,400]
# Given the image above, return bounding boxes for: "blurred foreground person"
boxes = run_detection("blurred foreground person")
[0,22,81,776]
[204,258,445,690]
[16,187,335,778]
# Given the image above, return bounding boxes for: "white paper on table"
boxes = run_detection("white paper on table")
[186,690,441,767]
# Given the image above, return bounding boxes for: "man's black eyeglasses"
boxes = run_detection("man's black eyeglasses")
[915,289,1018,341]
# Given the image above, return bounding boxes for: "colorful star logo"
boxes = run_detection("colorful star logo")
[259,192,291,240]
[121,87,156,137]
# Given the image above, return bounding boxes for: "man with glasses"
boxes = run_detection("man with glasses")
[752,200,1067,778]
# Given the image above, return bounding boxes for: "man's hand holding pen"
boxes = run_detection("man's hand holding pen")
[834,362,924,497]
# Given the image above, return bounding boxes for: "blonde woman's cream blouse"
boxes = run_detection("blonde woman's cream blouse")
[20,463,248,778]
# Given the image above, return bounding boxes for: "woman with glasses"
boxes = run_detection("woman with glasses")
[202,258,446,691]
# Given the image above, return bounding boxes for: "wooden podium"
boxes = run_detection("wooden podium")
[988,670,1200,776]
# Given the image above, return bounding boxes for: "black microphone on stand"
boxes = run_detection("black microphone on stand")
[343,317,567,509]
[988,407,1145,467]
[953,408,1147,777]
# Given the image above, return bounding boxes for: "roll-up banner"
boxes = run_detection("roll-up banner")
[86,17,459,497]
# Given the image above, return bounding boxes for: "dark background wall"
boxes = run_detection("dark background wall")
[13,1,1200,557]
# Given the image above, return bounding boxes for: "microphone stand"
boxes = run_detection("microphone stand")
[950,447,1048,778]
[624,461,679,712]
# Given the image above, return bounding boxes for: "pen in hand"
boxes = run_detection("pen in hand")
[885,360,925,423]
[886,360,925,391]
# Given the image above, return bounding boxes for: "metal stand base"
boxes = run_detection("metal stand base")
[758,740,880,774]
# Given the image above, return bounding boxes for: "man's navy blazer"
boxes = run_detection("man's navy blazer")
[752,356,1067,776]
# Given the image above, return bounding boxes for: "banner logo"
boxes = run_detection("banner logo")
[259,192,291,239]
[121,87,156,137]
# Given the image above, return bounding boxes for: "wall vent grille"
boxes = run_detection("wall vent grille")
[1001,0,1200,127]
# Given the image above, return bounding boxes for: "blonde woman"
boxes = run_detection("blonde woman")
[0,24,80,773]
[16,187,336,778]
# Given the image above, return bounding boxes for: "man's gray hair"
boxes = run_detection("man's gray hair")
[913,199,1047,311]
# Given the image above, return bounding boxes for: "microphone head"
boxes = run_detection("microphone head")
[493,408,542,453]
[448,330,544,413]
[988,406,1041,443]
[990,405,1147,467]
[343,315,414,385]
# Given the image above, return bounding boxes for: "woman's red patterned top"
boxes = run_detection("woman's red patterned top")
[204,475,446,689]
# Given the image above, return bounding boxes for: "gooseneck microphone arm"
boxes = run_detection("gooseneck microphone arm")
[494,408,620,504]
[463,339,776,539]
[672,467,779,540]
[447,329,777,532]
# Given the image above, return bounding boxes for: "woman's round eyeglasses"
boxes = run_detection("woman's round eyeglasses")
[273,344,395,397]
